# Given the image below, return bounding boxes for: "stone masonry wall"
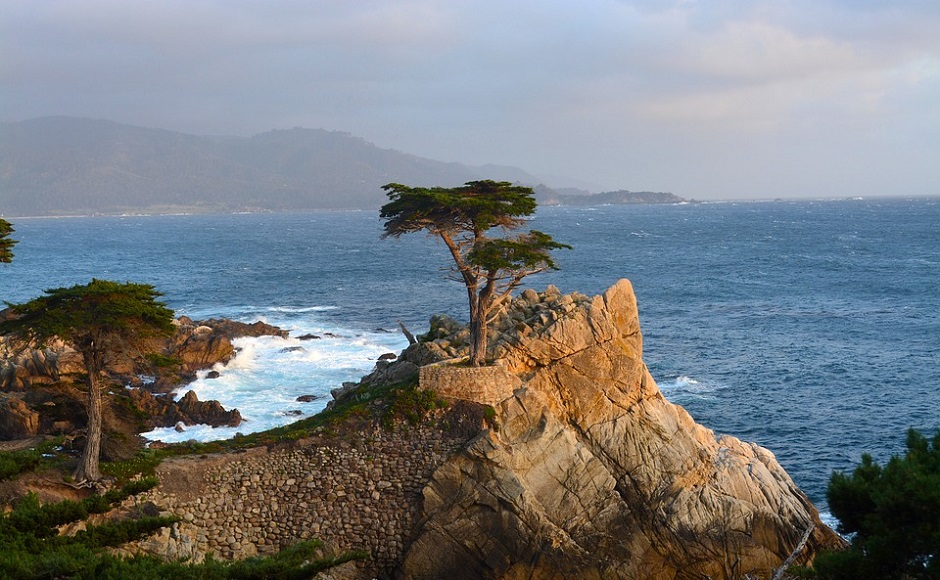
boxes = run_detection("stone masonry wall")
[126,426,468,578]
[419,363,520,407]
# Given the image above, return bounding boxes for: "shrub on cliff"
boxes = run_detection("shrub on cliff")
[814,428,940,580]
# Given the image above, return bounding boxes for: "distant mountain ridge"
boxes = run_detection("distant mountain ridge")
[0,117,543,216]
[0,117,682,216]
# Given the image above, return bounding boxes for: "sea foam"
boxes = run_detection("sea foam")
[142,313,408,443]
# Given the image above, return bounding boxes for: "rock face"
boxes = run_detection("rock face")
[400,280,845,579]
[51,281,841,579]
[0,393,40,438]
[0,316,273,443]
[127,389,242,430]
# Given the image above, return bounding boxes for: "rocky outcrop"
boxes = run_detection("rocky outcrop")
[0,393,40,438]
[111,280,845,579]
[0,344,83,391]
[400,280,846,579]
[164,318,237,380]
[0,317,272,444]
[193,318,289,340]
[127,389,242,430]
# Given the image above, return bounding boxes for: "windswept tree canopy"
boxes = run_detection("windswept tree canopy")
[380,180,569,366]
[1,279,176,355]
[1,279,176,482]
[381,180,537,238]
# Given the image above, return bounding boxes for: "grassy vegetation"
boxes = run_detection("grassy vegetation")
[0,438,63,481]
[0,375,441,578]
[0,476,363,578]
[145,352,182,369]
[98,377,443,485]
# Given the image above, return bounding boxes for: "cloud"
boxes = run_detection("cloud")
[1,0,937,198]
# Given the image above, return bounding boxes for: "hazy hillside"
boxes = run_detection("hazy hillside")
[0,117,544,216]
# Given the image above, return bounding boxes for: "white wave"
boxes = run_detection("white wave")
[818,511,846,538]
[142,317,408,444]
[266,305,339,313]
[659,375,707,390]
[657,375,719,404]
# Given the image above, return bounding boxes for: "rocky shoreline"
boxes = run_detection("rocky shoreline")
[0,316,285,456]
[89,280,845,578]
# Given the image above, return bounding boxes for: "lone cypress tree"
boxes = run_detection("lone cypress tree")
[1,279,176,483]
[381,180,569,366]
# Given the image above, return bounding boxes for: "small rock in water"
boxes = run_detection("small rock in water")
[279,346,306,353]
[206,371,221,379]
[283,410,303,416]
[296,334,321,340]
[296,394,322,403]
[174,422,187,433]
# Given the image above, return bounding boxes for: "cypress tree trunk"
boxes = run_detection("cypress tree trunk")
[75,352,103,483]
[469,312,488,367]
[467,290,488,366]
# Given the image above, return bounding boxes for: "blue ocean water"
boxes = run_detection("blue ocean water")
[2,198,938,511]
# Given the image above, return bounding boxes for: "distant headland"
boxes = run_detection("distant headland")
[0,117,684,217]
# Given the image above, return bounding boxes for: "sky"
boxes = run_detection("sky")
[2,0,938,199]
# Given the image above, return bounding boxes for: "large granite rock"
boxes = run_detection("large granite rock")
[400,280,846,579]
[0,393,39,438]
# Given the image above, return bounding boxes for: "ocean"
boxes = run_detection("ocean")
[2,197,938,513]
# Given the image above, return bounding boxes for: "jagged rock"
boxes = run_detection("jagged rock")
[176,391,242,428]
[0,394,40,438]
[0,342,83,391]
[168,327,236,371]
[195,318,288,340]
[127,389,242,429]
[330,382,359,401]
[360,359,420,388]
[401,280,846,579]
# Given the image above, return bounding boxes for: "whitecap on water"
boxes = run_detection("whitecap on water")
[656,374,719,402]
[142,318,408,443]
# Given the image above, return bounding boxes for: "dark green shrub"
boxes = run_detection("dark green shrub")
[814,428,940,580]
[0,439,62,481]
[145,352,181,368]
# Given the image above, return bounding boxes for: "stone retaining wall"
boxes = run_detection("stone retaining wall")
[419,363,520,407]
[127,426,468,578]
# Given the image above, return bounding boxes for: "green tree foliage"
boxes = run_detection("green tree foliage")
[380,180,569,366]
[814,428,940,579]
[0,280,176,483]
[0,218,15,264]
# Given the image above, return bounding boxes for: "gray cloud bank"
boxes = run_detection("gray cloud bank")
[2,0,937,199]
